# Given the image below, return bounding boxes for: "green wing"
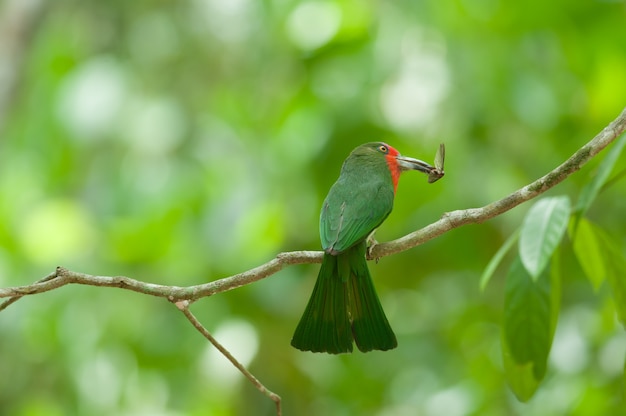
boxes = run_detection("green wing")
[320,177,394,254]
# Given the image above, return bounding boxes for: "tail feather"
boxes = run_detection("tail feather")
[347,243,397,352]
[291,253,352,353]
[291,243,397,353]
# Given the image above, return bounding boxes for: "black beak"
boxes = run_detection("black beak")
[395,155,435,175]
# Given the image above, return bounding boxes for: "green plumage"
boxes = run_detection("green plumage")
[291,143,398,353]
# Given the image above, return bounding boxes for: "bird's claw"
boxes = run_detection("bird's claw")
[366,232,380,263]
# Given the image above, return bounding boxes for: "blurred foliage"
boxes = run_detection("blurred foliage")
[1,0,626,415]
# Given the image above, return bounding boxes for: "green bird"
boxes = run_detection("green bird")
[291,142,441,354]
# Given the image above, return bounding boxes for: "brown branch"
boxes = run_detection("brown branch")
[369,105,626,258]
[0,270,56,311]
[174,300,282,415]
[1,106,625,304]
[0,251,323,307]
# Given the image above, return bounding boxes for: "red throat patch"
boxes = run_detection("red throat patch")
[384,145,401,193]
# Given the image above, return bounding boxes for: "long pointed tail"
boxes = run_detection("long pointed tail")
[347,242,397,352]
[291,252,353,353]
[291,243,397,353]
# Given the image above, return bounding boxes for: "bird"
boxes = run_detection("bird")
[291,142,441,353]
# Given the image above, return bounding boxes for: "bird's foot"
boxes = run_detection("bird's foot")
[366,231,380,263]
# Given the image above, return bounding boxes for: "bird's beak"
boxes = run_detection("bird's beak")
[395,155,435,175]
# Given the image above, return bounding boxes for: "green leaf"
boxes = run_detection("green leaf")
[479,227,520,291]
[575,132,626,218]
[597,229,626,326]
[568,217,607,291]
[569,219,626,324]
[504,249,561,402]
[503,257,553,381]
[549,248,562,338]
[519,196,571,280]
[502,333,540,402]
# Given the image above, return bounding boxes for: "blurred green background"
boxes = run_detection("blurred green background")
[1,0,625,415]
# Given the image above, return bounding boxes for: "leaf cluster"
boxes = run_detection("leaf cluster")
[482,133,626,400]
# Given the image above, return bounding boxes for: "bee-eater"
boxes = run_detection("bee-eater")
[291,142,442,353]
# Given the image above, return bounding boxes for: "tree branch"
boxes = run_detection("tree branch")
[1,107,626,305]
[174,300,282,415]
[0,251,324,307]
[369,106,626,258]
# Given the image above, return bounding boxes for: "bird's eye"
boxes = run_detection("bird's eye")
[378,145,388,153]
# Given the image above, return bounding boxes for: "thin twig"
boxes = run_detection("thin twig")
[0,270,58,311]
[174,300,282,416]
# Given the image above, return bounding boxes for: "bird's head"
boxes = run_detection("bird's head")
[353,142,437,191]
